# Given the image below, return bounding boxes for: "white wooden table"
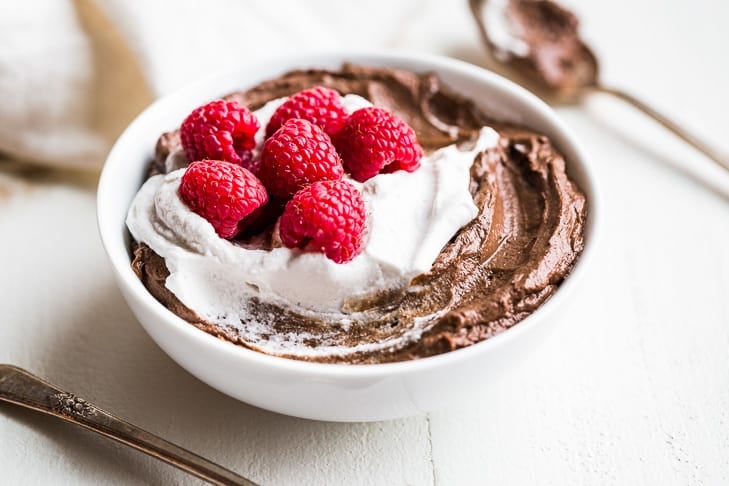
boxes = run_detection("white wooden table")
[1,1,728,484]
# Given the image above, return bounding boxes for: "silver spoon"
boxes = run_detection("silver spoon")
[0,364,258,486]
[469,0,729,172]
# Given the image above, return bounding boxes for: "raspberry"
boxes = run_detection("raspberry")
[179,160,268,239]
[259,118,344,199]
[265,87,348,138]
[280,180,366,263]
[180,100,260,168]
[333,107,423,182]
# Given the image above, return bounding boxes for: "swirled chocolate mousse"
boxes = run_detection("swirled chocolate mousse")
[127,64,587,364]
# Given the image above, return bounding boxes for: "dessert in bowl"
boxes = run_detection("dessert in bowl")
[97,52,597,422]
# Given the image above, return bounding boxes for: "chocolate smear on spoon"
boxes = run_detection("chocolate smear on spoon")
[470,0,729,170]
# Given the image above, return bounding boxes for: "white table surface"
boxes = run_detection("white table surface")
[2,1,728,484]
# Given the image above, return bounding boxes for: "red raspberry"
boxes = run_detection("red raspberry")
[259,118,344,199]
[333,107,423,182]
[265,87,348,138]
[180,100,260,168]
[179,160,268,239]
[280,180,366,264]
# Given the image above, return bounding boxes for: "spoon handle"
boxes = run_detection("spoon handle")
[594,85,729,172]
[0,365,258,486]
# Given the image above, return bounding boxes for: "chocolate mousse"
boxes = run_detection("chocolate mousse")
[131,64,587,364]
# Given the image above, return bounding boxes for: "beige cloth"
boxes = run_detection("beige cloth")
[0,0,420,170]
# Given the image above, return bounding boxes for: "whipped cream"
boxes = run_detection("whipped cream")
[127,94,499,350]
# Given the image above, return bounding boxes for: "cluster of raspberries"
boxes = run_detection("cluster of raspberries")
[177,87,423,263]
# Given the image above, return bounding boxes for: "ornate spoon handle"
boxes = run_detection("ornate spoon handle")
[594,85,729,172]
[0,365,258,486]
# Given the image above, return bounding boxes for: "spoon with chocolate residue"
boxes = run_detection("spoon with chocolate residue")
[469,0,729,172]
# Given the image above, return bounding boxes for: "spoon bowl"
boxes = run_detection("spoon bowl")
[468,0,598,103]
[468,0,729,170]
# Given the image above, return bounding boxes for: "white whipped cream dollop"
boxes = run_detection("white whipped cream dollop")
[126,95,498,326]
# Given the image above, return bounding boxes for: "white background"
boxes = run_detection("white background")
[1,0,728,484]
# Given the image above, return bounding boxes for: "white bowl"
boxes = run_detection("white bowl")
[97,51,598,422]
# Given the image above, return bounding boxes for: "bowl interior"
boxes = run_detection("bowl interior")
[97,51,597,378]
